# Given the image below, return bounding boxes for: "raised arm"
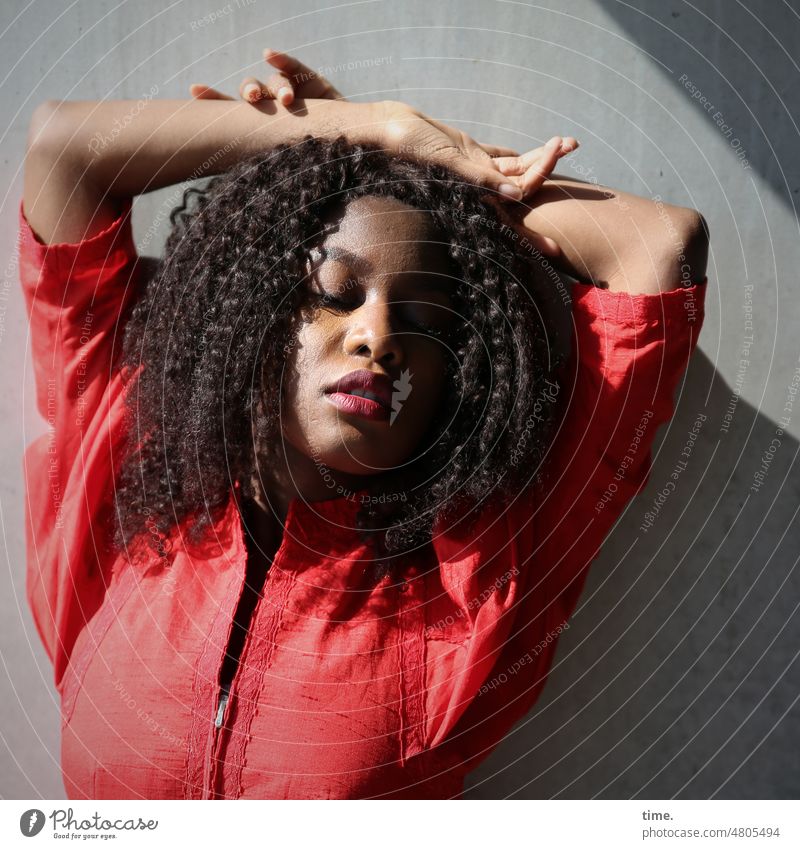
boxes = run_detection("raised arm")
[491,155,710,294]
[23,97,382,244]
[24,96,567,247]
[529,173,708,293]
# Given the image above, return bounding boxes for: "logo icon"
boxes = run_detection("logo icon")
[390,369,413,425]
[19,809,46,837]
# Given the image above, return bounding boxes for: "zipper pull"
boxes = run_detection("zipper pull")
[214,685,230,729]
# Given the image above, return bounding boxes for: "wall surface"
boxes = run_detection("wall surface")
[1,0,798,799]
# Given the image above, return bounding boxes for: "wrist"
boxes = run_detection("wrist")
[307,98,388,147]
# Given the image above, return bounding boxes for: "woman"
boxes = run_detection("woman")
[21,49,709,799]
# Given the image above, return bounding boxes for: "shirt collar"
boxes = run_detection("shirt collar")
[171,482,378,562]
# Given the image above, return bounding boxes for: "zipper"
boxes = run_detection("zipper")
[204,567,269,798]
[203,498,282,798]
[204,666,243,798]
[203,682,232,798]
[214,684,231,729]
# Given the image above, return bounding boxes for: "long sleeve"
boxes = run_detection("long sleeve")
[423,279,707,770]
[530,279,707,615]
[20,201,141,687]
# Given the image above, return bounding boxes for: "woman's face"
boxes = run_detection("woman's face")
[280,195,460,477]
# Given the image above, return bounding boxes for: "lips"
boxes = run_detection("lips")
[323,369,394,422]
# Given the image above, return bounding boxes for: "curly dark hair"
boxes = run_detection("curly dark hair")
[115,134,565,580]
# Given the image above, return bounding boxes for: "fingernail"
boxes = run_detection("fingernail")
[547,136,562,149]
[499,183,523,199]
[243,84,261,101]
[278,86,292,103]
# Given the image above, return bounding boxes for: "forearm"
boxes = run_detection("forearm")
[519,173,709,294]
[24,97,380,243]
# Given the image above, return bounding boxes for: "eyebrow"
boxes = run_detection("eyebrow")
[316,246,455,296]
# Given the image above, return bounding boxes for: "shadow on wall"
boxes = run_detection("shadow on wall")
[596,0,800,211]
[461,1,800,800]
[465,347,800,798]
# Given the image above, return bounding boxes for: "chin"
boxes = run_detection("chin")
[318,447,393,477]
[315,431,416,476]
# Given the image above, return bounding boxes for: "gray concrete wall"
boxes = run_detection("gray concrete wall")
[1,0,797,798]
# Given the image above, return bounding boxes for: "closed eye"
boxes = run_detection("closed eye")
[308,276,362,310]
[307,278,457,337]
[396,300,457,336]
[313,291,359,311]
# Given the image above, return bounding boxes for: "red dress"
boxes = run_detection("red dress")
[19,200,706,799]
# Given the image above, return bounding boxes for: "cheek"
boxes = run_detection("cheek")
[281,321,328,421]
[403,344,448,416]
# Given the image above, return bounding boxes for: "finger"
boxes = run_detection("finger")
[478,142,520,158]
[263,72,295,106]
[492,155,532,177]
[442,151,525,201]
[190,84,235,100]
[263,47,314,84]
[492,146,549,176]
[517,137,580,195]
[493,136,579,176]
[518,136,563,196]
[451,148,527,201]
[240,76,268,103]
[493,150,547,177]
[263,47,344,99]
[417,119,520,198]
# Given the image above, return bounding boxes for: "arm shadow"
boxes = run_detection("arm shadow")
[465,347,800,799]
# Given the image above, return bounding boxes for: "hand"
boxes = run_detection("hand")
[378,101,578,255]
[492,135,579,196]
[191,57,576,256]
[482,134,580,256]
[190,47,345,106]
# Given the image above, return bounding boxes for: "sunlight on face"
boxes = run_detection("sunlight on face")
[280,195,461,476]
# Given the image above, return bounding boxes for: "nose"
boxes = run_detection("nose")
[343,298,404,366]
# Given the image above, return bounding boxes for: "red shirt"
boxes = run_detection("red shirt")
[20,200,706,799]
